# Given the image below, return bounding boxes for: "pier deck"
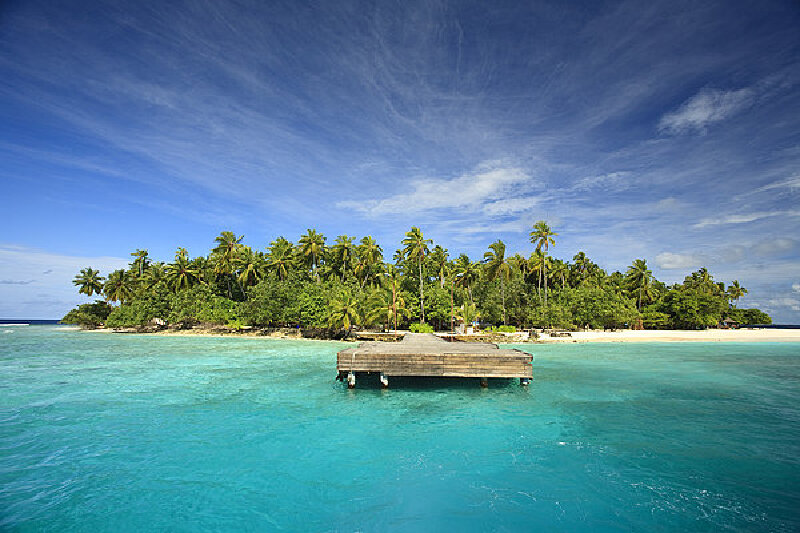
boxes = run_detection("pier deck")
[337,333,533,388]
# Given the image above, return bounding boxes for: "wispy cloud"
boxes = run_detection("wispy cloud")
[693,210,800,228]
[659,87,755,134]
[655,252,706,270]
[338,164,533,216]
[568,172,632,192]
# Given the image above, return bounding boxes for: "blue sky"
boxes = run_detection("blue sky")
[1,0,799,321]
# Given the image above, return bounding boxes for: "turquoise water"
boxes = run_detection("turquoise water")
[1,327,799,531]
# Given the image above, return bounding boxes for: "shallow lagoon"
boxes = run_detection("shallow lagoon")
[1,327,799,531]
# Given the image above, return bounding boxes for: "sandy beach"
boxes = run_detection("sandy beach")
[80,326,800,343]
[536,328,800,343]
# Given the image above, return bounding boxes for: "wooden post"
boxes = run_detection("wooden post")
[480,377,488,388]
[380,372,389,389]
[347,372,356,389]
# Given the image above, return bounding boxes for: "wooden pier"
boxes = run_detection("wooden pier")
[336,333,533,388]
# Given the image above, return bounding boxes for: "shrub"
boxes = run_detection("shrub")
[61,301,112,328]
[490,325,516,333]
[409,322,434,333]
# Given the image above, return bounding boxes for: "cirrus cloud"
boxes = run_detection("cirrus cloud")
[659,87,755,134]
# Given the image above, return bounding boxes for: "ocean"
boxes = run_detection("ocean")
[1,326,798,531]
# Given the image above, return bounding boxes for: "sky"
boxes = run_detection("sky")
[1,0,799,322]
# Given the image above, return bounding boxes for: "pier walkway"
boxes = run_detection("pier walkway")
[336,333,533,388]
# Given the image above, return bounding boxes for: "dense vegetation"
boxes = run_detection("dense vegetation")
[63,225,770,332]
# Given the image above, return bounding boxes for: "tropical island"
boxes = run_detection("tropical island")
[61,222,770,338]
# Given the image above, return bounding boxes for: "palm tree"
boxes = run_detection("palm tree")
[381,265,404,331]
[366,287,408,332]
[328,290,360,338]
[298,229,326,281]
[429,245,449,288]
[166,248,200,291]
[355,236,383,287]
[456,301,480,331]
[528,250,545,293]
[211,231,244,298]
[727,280,747,307]
[402,227,432,323]
[626,259,653,311]
[331,235,356,280]
[73,267,104,297]
[104,269,132,304]
[508,253,529,281]
[572,251,591,286]
[130,249,150,277]
[454,254,480,304]
[530,221,558,305]
[190,256,212,285]
[266,237,294,281]
[550,259,568,289]
[484,240,512,325]
[235,246,263,290]
[142,262,166,289]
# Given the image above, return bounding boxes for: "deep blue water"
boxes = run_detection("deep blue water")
[1,326,799,531]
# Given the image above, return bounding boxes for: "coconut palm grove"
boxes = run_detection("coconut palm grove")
[63,222,769,334]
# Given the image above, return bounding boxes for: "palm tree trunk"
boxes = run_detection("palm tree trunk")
[450,280,454,333]
[501,276,506,325]
[392,284,397,332]
[418,254,425,323]
[544,260,548,306]
[312,252,318,282]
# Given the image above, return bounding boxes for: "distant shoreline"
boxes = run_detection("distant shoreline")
[72,327,800,343]
[533,328,800,343]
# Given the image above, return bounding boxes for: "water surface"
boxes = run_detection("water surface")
[1,327,799,531]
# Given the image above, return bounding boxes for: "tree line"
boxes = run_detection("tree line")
[62,223,771,332]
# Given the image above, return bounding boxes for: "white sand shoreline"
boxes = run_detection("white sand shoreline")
[78,327,800,344]
[534,329,800,343]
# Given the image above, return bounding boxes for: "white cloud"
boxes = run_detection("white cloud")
[753,175,800,193]
[658,87,755,134]
[482,196,540,216]
[654,197,680,210]
[338,164,533,216]
[752,238,797,257]
[457,220,530,235]
[765,296,800,312]
[655,252,705,270]
[693,210,800,228]
[569,172,631,192]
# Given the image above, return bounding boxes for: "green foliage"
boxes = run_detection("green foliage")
[641,308,671,329]
[657,287,726,329]
[409,323,434,333]
[106,300,162,327]
[490,325,517,333]
[226,319,246,330]
[727,307,772,325]
[67,228,772,333]
[61,301,112,328]
[167,285,236,326]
